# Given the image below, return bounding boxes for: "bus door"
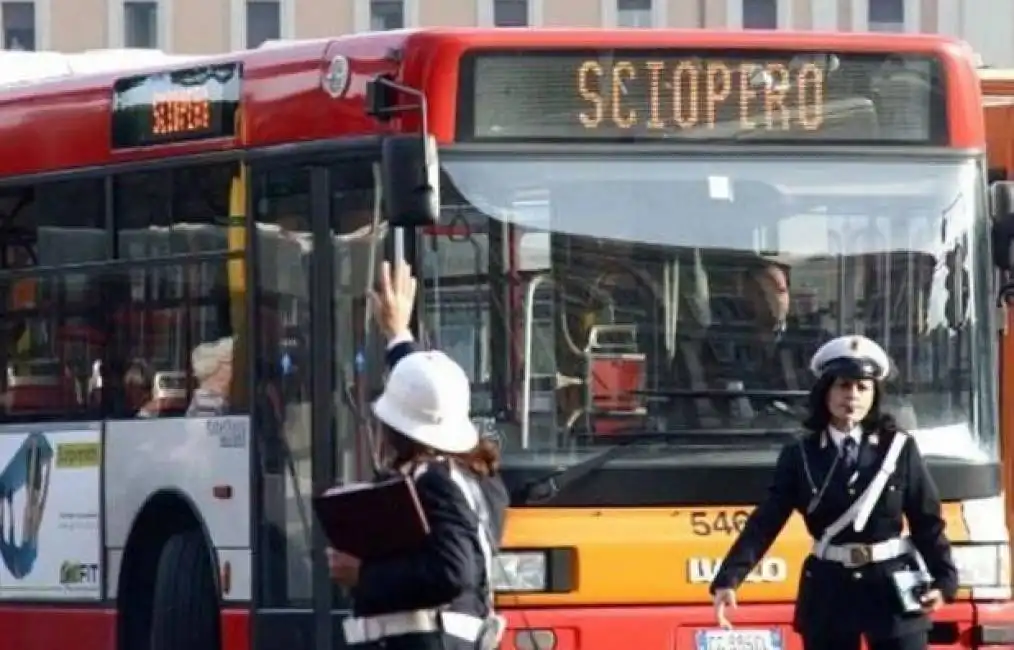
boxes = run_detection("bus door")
[248,154,386,650]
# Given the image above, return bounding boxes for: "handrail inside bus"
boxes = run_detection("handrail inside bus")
[520,273,551,449]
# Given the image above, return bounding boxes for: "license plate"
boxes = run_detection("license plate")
[694,629,783,650]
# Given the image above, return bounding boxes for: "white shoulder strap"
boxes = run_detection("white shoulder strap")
[813,432,909,554]
[411,461,497,608]
[852,431,909,531]
[447,465,496,608]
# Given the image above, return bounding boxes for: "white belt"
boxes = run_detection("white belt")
[811,537,913,568]
[343,609,485,645]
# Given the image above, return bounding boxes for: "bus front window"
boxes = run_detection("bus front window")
[419,154,994,470]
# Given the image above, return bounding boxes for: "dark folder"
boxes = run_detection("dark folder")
[312,475,430,561]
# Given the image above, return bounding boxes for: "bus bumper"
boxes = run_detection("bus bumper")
[500,601,1008,650]
[975,600,1014,647]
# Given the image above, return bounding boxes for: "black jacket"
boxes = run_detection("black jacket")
[710,427,957,640]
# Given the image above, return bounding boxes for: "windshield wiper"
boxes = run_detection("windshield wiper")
[511,436,653,505]
[511,430,797,506]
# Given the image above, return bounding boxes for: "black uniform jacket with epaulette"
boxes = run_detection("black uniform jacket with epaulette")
[710,427,958,640]
[348,339,509,650]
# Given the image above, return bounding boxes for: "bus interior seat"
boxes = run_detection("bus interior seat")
[6,359,79,415]
[150,370,190,417]
[585,323,647,435]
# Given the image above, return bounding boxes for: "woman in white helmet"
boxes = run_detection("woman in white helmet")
[709,334,956,650]
[327,260,507,650]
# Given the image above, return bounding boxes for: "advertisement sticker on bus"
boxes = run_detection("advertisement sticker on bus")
[0,429,100,600]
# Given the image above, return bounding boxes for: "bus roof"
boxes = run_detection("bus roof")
[0,28,980,182]
[0,49,208,88]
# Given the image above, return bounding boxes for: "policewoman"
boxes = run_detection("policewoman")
[709,335,957,650]
[327,260,508,650]
[372,260,509,530]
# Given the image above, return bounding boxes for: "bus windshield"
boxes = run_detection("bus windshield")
[421,153,995,464]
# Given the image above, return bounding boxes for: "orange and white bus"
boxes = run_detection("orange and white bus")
[0,28,1011,650]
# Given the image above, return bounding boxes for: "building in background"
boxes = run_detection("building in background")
[1,0,1012,66]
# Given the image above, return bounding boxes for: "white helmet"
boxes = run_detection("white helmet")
[371,351,478,454]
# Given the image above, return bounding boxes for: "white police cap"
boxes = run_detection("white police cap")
[809,335,891,381]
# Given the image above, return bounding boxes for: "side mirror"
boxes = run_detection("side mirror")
[380,134,440,227]
[990,180,1014,270]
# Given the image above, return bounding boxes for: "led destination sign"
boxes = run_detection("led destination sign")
[575,58,825,132]
[460,50,946,143]
[111,62,242,149]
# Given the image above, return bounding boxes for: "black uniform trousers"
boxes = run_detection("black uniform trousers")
[710,429,958,649]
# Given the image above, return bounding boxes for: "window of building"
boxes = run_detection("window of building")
[124,1,158,49]
[617,0,652,27]
[742,0,777,29]
[246,1,280,48]
[370,0,403,30]
[2,2,34,51]
[868,0,903,32]
[494,0,528,26]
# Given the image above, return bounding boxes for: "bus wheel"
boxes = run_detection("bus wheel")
[150,529,220,650]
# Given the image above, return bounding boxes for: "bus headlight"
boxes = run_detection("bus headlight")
[952,543,1009,588]
[492,551,547,592]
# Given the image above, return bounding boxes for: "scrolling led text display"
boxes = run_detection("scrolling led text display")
[576,59,824,132]
[111,62,242,149]
[460,50,945,143]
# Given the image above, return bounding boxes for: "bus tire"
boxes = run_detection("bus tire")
[150,529,220,650]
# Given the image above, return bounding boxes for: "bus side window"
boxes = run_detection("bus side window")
[0,178,108,423]
[111,164,237,420]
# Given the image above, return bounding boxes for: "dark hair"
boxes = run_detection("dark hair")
[453,437,501,477]
[384,427,430,468]
[383,427,500,477]
[802,373,899,435]
[745,258,790,283]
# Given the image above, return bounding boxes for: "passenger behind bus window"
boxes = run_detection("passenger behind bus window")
[673,257,831,426]
[123,359,155,418]
[187,336,234,417]
[719,259,828,374]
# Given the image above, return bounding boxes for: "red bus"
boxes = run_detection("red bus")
[0,28,1012,650]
